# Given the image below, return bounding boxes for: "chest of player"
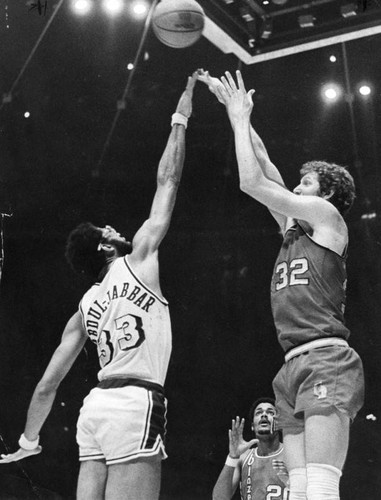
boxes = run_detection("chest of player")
[271,226,346,295]
[240,451,288,500]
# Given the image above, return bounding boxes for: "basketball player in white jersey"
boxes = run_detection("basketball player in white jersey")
[213,398,289,500]
[0,72,198,500]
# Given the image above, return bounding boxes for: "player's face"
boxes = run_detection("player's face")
[293,171,321,197]
[100,225,131,255]
[252,403,276,436]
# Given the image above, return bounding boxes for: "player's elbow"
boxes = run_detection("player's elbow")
[35,378,60,398]
[240,179,256,196]
[212,485,230,500]
[212,487,219,500]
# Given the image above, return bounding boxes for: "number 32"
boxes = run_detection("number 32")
[275,257,309,291]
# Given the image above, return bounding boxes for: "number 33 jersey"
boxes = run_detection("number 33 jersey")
[271,223,350,353]
[79,256,172,386]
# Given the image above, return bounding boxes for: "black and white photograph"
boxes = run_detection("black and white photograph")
[0,1,380,498]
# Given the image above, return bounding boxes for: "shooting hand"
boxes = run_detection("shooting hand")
[216,70,255,126]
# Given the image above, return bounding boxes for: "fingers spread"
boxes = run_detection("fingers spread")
[220,76,232,96]
[236,70,247,92]
[225,71,238,92]
[215,85,227,102]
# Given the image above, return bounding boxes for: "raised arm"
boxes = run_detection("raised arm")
[197,69,288,231]
[213,417,258,500]
[216,71,339,231]
[131,73,197,261]
[0,311,88,463]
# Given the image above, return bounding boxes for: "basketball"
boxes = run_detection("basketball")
[152,0,205,49]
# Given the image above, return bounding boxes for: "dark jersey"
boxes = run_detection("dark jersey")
[271,223,350,352]
[240,447,288,500]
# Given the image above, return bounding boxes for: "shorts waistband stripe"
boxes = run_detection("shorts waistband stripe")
[97,377,164,394]
[285,338,349,362]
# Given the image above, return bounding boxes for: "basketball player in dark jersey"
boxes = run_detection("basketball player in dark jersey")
[213,398,289,500]
[197,70,364,500]
[0,73,198,500]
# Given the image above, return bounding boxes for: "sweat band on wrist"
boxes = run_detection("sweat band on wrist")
[19,433,39,450]
[225,455,239,467]
[171,112,188,129]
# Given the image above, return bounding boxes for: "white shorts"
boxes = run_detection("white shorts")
[76,382,167,465]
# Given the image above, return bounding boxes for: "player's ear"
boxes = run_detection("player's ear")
[322,188,334,200]
[98,242,116,256]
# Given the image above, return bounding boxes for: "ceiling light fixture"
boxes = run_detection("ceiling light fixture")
[341,3,358,18]
[71,0,93,16]
[102,0,124,17]
[261,17,273,39]
[298,14,315,28]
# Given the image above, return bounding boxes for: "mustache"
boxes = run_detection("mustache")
[259,417,270,423]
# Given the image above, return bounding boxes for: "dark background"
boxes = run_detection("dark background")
[0,1,380,498]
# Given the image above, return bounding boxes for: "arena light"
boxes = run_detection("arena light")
[71,0,93,16]
[128,0,149,19]
[361,212,377,220]
[325,88,338,100]
[131,1,149,17]
[102,0,124,17]
[359,85,371,96]
[366,413,377,420]
[321,83,342,103]
[329,55,337,62]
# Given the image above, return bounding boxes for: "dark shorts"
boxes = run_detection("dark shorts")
[272,344,365,431]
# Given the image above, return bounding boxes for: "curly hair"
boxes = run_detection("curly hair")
[65,222,106,280]
[300,161,355,216]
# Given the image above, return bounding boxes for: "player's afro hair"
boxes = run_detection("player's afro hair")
[300,161,355,216]
[65,222,106,280]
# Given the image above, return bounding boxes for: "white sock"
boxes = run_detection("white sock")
[306,463,342,500]
[289,468,307,500]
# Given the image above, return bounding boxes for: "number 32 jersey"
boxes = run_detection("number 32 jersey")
[271,223,350,353]
[79,256,172,386]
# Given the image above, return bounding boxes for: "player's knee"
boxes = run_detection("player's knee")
[306,463,341,500]
[289,467,307,500]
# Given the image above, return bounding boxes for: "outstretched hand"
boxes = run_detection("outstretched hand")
[196,68,225,104]
[216,70,255,127]
[228,417,259,458]
[0,446,42,463]
[175,71,198,118]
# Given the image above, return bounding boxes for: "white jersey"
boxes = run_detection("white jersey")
[79,256,172,386]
